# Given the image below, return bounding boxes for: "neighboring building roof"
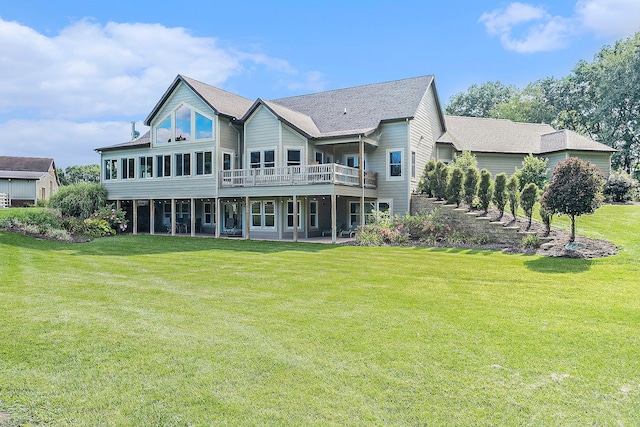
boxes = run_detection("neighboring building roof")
[144,75,254,126]
[270,75,438,138]
[439,115,615,154]
[95,131,151,153]
[0,156,58,182]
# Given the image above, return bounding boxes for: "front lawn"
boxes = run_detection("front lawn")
[1,205,639,425]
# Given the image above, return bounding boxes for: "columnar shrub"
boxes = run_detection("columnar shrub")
[463,166,480,209]
[418,160,437,196]
[493,173,508,219]
[507,174,520,219]
[539,204,553,237]
[521,182,538,229]
[434,162,449,200]
[446,167,464,207]
[478,169,493,214]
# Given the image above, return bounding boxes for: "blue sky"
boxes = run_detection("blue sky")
[1,0,639,168]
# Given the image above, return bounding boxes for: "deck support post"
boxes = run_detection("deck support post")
[150,199,155,235]
[190,198,196,236]
[171,199,176,236]
[132,200,138,235]
[244,196,250,240]
[215,198,221,238]
[293,195,298,242]
[331,194,337,244]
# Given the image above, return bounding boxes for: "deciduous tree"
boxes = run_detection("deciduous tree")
[540,157,605,241]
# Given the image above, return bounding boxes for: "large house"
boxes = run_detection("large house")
[95,75,614,242]
[0,156,60,207]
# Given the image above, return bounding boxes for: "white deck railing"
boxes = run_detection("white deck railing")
[0,193,7,208]
[220,164,377,189]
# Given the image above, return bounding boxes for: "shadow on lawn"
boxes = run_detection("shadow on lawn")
[0,231,335,257]
[524,256,593,273]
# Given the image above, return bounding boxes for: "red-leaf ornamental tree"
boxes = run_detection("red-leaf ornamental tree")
[540,157,605,242]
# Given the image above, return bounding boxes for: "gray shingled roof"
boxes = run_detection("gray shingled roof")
[0,156,55,180]
[270,75,436,138]
[0,156,54,172]
[95,131,151,152]
[439,115,615,154]
[181,75,254,119]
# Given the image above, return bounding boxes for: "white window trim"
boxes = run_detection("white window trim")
[285,147,304,167]
[386,148,404,181]
[309,200,318,229]
[250,200,276,230]
[286,199,303,231]
[222,150,235,171]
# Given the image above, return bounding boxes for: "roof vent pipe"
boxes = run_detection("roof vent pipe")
[343,108,347,115]
[131,122,140,140]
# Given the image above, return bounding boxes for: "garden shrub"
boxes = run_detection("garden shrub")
[604,169,637,202]
[478,169,493,213]
[493,173,508,219]
[451,151,478,172]
[539,204,553,237]
[515,154,549,190]
[522,234,541,249]
[446,167,463,207]
[463,166,480,209]
[418,160,437,196]
[49,182,108,220]
[521,183,539,229]
[507,174,520,219]
[433,162,449,200]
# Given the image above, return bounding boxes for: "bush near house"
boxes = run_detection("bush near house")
[604,169,637,202]
[478,169,493,214]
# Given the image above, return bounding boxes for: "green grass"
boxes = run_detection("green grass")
[1,205,640,425]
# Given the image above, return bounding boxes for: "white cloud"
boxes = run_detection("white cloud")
[0,119,138,168]
[480,0,640,53]
[576,0,640,38]
[0,17,326,167]
[479,3,573,53]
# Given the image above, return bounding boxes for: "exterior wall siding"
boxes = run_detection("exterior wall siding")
[371,122,410,215]
[410,85,443,191]
[245,106,280,155]
[475,153,524,178]
[566,151,611,177]
[0,179,36,199]
[281,124,307,165]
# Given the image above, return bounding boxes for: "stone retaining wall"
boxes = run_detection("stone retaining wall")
[411,195,533,246]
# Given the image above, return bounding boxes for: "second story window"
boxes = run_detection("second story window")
[139,156,153,179]
[153,103,214,145]
[175,153,191,177]
[388,149,403,179]
[196,151,213,175]
[287,149,301,167]
[121,158,135,180]
[156,155,171,178]
[104,159,117,180]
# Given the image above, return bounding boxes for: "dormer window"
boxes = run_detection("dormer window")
[154,104,214,145]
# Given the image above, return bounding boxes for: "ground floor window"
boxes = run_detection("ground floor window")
[287,200,302,230]
[203,202,213,225]
[309,201,318,228]
[251,200,275,229]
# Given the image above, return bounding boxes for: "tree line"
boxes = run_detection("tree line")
[446,32,640,174]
